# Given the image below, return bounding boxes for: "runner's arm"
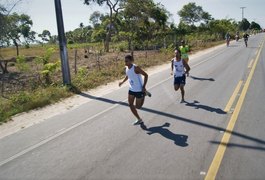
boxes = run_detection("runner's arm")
[119,76,128,87]
[183,60,190,74]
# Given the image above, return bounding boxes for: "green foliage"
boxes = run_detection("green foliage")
[160,45,175,55]
[178,2,212,25]
[0,86,72,124]
[249,21,261,30]
[41,61,60,75]
[35,47,55,65]
[91,28,106,42]
[72,66,89,88]
[239,18,250,31]
[35,48,60,84]
[89,11,104,27]
[38,30,51,44]
[113,41,127,52]
[208,19,238,39]
[16,55,30,72]
[2,12,35,54]
[120,0,170,50]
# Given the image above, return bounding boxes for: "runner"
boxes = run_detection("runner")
[179,40,190,64]
[171,49,190,103]
[225,32,231,47]
[243,33,250,47]
[119,55,151,125]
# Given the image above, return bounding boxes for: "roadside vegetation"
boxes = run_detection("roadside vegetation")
[0,0,262,124]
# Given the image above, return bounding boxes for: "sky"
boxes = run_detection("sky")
[2,0,265,35]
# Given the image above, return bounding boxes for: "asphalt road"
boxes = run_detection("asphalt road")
[0,33,265,180]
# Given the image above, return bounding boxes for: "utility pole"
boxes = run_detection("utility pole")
[54,0,71,85]
[240,7,246,20]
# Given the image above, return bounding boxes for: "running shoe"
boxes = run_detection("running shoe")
[133,119,143,125]
[180,99,186,103]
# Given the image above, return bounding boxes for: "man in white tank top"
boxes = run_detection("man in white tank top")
[171,49,190,103]
[119,55,151,125]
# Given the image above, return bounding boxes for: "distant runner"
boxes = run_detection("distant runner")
[171,49,190,103]
[225,32,231,47]
[119,55,151,125]
[243,33,250,47]
[179,40,190,64]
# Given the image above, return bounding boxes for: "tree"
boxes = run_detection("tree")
[84,0,126,52]
[89,11,103,28]
[208,19,237,40]
[0,5,8,46]
[120,0,169,50]
[4,13,34,55]
[249,21,261,30]
[178,2,212,25]
[38,30,51,45]
[0,0,24,47]
[239,18,250,31]
[49,35,58,44]
[65,24,93,44]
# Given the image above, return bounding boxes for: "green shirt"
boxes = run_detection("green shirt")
[179,45,189,58]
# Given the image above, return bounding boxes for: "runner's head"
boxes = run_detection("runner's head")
[125,54,134,66]
[175,49,181,59]
[181,40,185,45]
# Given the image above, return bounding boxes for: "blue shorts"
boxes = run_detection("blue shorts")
[174,75,186,85]
[129,90,144,98]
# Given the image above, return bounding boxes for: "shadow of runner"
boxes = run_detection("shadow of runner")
[140,122,188,147]
[79,93,265,146]
[189,76,215,81]
[185,100,226,114]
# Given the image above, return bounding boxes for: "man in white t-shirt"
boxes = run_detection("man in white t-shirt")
[119,55,151,125]
[171,49,190,103]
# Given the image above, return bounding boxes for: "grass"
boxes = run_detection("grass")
[0,86,72,124]
[0,40,224,124]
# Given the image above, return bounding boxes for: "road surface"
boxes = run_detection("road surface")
[1,33,265,180]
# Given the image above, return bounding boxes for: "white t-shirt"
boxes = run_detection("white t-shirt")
[126,64,143,92]
[172,58,185,77]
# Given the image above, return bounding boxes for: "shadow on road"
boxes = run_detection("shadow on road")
[189,76,215,81]
[210,141,265,152]
[184,100,226,114]
[140,122,188,147]
[245,46,259,49]
[227,45,240,47]
[79,93,265,148]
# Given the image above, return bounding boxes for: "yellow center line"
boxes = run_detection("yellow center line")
[205,38,265,180]
[248,59,254,68]
[224,80,243,113]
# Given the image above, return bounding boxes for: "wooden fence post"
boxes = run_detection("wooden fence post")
[74,49,77,74]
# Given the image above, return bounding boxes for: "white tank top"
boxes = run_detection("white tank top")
[126,64,143,92]
[172,58,185,77]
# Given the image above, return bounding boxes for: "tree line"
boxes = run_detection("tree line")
[0,0,262,55]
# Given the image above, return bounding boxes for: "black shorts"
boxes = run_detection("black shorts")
[129,90,144,98]
[174,74,186,85]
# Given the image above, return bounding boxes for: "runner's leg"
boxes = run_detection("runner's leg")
[180,85,185,102]
[128,94,141,120]
[135,96,145,109]
[174,84,180,91]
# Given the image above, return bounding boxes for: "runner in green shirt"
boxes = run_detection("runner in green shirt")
[179,40,190,64]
